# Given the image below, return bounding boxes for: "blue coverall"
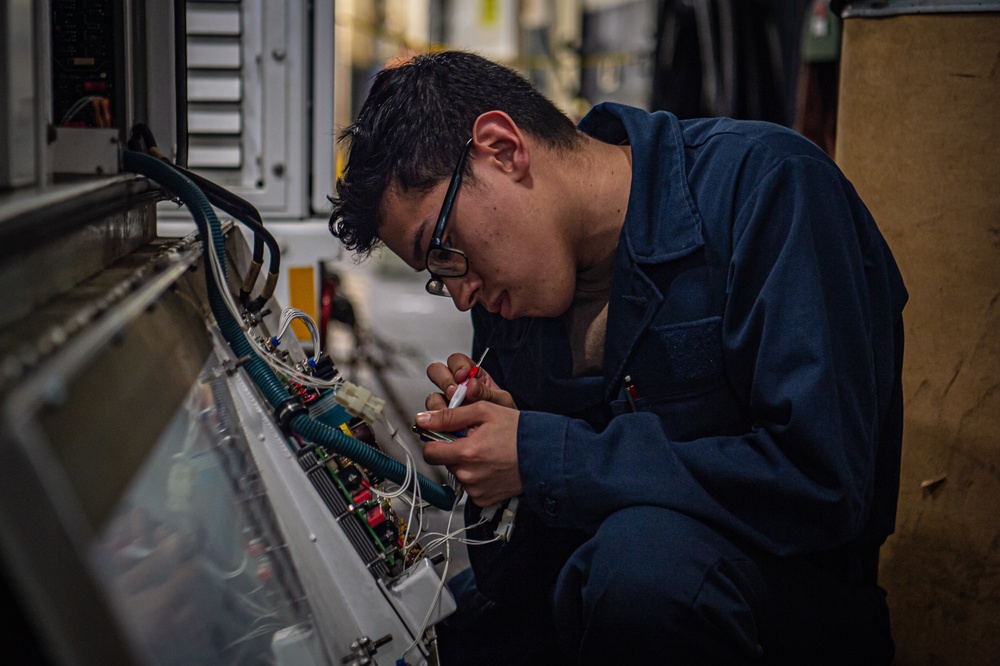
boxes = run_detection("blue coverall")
[437,103,907,665]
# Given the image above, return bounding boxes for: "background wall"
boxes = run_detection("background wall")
[836,12,1000,664]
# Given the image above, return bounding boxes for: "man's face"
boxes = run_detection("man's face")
[379,156,577,320]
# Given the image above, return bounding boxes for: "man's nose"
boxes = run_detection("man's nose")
[445,274,479,312]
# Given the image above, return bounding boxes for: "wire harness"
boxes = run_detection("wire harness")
[121,150,456,512]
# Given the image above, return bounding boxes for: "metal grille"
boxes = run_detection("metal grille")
[186,2,245,176]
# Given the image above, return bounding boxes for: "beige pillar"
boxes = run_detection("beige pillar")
[836,12,1000,665]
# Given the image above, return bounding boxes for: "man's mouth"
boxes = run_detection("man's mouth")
[486,291,507,315]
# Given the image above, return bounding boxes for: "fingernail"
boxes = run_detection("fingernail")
[416,412,432,425]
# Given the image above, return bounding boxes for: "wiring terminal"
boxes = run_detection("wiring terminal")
[335,382,386,424]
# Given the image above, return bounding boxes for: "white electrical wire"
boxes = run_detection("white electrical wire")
[59,95,107,125]
[401,493,460,661]
[274,307,322,361]
[368,414,419,501]
[377,413,442,557]
[417,515,505,556]
[193,186,469,661]
[198,215,340,389]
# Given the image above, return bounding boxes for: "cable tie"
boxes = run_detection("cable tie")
[274,398,308,432]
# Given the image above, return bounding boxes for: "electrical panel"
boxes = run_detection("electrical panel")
[0,195,457,664]
[51,0,121,129]
[2,4,455,663]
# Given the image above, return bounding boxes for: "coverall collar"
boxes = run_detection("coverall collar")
[577,102,705,265]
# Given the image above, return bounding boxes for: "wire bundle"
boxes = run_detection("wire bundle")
[121,149,456,512]
[274,308,322,362]
[120,146,503,658]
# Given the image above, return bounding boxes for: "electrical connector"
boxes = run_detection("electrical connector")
[311,354,338,381]
[334,381,385,424]
[495,496,520,542]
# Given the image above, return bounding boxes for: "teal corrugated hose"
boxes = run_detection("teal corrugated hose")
[122,151,456,510]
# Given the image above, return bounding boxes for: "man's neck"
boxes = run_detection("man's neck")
[560,137,632,272]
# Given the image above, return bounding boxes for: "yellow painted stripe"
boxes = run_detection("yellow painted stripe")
[480,0,498,26]
[287,266,317,339]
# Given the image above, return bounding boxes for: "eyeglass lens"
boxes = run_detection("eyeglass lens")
[427,247,466,277]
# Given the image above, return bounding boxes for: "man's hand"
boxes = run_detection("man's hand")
[417,401,523,507]
[425,353,516,411]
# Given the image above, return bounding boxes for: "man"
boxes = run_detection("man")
[329,51,906,665]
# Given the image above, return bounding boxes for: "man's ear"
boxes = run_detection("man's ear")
[471,111,530,181]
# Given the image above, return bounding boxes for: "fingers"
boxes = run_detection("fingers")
[421,439,456,467]
[426,352,482,389]
[446,352,476,380]
[418,403,523,505]
[425,353,481,411]
[425,392,448,411]
[424,352,515,415]
[466,376,517,409]
[428,352,475,390]
[416,402,482,434]
[426,360,459,397]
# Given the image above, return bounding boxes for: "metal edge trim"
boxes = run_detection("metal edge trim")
[843,1,1000,18]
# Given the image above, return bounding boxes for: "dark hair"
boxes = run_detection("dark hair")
[329,50,582,258]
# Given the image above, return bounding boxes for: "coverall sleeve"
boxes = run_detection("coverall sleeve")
[516,155,894,556]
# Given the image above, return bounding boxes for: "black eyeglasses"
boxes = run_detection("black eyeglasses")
[425,138,473,297]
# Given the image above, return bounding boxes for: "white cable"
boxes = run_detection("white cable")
[402,493,459,660]
[376,412,437,558]
[175,184,334,389]
[197,214,341,389]
[59,95,107,125]
[367,413,419,500]
[418,515,497,555]
[274,307,323,361]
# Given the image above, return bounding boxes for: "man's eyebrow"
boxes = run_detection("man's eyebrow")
[411,219,430,271]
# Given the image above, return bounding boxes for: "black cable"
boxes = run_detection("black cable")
[174,0,188,167]
[171,164,280,311]
[128,123,281,310]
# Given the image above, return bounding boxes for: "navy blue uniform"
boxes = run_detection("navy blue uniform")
[438,103,906,665]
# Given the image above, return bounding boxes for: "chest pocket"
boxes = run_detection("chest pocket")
[611,315,745,440]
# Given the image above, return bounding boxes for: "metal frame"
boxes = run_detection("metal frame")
[0,0,37,188]
[842,0,1000,17]
[0,235,205,665]
[311,0,336,215]
[175,0,329,218]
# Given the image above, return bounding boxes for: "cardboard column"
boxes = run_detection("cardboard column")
[837,11,1000,664]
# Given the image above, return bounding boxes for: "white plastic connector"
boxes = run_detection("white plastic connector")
[495,496,520,542]
[334,381,385,424]
[379,558,457,635]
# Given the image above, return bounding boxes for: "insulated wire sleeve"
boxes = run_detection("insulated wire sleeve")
[171,162,281,277]
[127,123,278,304]
[122,151,456,511]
